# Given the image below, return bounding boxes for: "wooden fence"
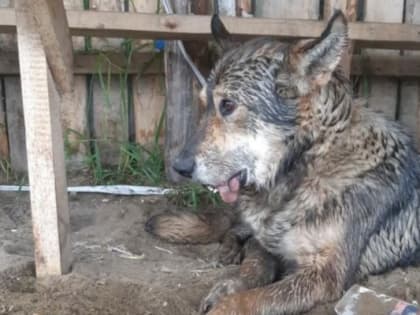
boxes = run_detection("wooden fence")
[0,0,419,176]
[4,0,420,277]
[0,0,166,173]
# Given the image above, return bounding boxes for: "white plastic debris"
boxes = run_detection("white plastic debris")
[335,285,419,315]
[0,185,175,196]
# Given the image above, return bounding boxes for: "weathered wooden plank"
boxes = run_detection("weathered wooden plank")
[0,51,163,75]
[400,0,420,146]
[1,51,420,77]
[351,55,420,77]
[30,0,74,95]
[33,0,86,169]
[90,1,128,166]
[89,0,124,50]
[15,0,72,276]
[130,0,165,145]
[218,0,236,16]
[92,75,128,165]
[4,76,26,172]
[363,0,404,120]
[61,75,88,170]
[0,0,16,163]
[0,9,419,50]
[63,0,85,51]
[133,74,165,143]
[164,0,197,182]
[3,76,89,172]
[62,1,88,169]
[0,8,15,34]
[0,79,8,159]
[255,0,319,19]
[0,1,16,51]
[75,51,163,74]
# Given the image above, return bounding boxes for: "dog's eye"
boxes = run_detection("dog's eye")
[219,99,236,116]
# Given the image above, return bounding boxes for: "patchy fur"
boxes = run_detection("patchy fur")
[146,11,420,315]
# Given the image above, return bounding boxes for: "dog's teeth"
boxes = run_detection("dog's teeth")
[208,187,217,193]
[207,186,216,193]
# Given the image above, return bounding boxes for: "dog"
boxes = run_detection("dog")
[145,11,420,315]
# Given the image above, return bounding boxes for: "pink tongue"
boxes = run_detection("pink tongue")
[217,176,240,204]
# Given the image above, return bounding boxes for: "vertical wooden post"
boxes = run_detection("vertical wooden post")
[164,0,196,182]
[0,79,9,160]
[15,0,72,276]
[363,0,404,120]
[4,77,27,173]
[131,0,166,145]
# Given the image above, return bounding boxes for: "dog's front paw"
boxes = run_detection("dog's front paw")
[217,241,242,265]
[217,233,243,265]
[199,279,245,314]
[205,293,246,315]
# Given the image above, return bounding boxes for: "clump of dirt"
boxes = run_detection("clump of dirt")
[0,191,419,315]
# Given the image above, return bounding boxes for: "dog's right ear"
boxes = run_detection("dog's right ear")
[211,14,234,52]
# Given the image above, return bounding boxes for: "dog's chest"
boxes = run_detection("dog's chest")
[240,180,337,259]
[240,203,294,256]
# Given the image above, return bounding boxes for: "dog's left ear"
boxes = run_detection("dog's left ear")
[211,14,234,52]
[291,10,348,85]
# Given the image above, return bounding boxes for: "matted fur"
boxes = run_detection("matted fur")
[146,11,420,315]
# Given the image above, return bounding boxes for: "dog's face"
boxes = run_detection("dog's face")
[173,12,348,203]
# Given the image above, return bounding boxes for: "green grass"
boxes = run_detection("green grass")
[0,158,27,185]
[168,183,222,209]
[0,158,12,182]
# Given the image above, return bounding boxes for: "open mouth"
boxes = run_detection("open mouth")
[208,169,247,204]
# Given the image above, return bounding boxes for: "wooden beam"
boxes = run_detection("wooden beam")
[30,0,74,95]
[1,9,420,50]
[15,0,72,276]
[1,51,420,77]
[351,55,420,78]
[0,51,162,75]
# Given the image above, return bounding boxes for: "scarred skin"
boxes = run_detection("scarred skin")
[146,11,420,315]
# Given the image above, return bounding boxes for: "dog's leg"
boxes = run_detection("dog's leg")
[200,238,278,314]
[217,224,253,265]
[205,253,344,315]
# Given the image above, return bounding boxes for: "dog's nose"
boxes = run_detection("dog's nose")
[172,156,195,178]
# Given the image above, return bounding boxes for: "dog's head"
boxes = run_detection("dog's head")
[173,11,349,203]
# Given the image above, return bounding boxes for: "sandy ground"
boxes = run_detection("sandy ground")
[0,191,419,315]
